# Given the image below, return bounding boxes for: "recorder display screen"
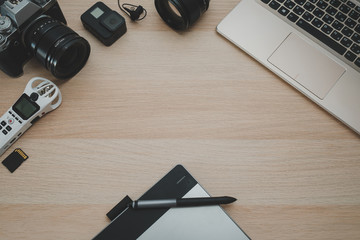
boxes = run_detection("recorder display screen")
[13,94,40,120]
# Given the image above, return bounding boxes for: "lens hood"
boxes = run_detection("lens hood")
[24,16,90,79]
[155,0,210,30]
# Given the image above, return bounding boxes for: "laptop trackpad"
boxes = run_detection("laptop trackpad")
[268,33,345,99]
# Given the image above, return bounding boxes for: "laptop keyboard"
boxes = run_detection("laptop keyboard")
[260,0,360,71]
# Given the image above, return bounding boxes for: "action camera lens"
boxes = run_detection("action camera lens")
[24,16,90,79]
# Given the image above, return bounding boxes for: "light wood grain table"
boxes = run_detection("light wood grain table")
[1,0,360,239]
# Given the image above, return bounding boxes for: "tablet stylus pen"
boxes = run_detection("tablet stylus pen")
[129,196,236,209]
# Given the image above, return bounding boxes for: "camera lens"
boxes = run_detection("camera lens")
[24,16,90,79]
[155,0,210,30]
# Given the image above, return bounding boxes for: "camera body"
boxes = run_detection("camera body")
[0,0,67,77]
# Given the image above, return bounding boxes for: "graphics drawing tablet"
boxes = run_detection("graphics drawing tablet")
[92,165,250,240]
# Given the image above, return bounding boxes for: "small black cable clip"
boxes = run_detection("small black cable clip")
[117,0,147,21]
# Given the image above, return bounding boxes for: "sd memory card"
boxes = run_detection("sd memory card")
[2,148,28,173]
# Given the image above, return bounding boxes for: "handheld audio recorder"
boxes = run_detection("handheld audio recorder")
[0,77,62,157]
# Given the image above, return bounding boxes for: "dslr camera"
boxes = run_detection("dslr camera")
[0,0,90,79]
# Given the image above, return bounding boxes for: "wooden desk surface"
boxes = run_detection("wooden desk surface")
[1,0,360,239]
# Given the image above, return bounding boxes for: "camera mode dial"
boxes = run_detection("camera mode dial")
[0,16,12,34]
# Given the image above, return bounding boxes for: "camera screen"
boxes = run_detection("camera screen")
[91,7,104,19]
[13,94,40,120]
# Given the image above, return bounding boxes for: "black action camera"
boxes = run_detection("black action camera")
[0,0,91,79]
[81,2,127,46]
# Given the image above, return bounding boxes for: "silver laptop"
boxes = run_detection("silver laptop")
[217,0,360,135]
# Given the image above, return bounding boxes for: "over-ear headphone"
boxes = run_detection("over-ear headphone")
[117,1,147,21]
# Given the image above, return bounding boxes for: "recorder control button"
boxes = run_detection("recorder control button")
[2,130,7,135]
[6,126,12,131]
[0,125,2,130]
[1,121,6,126]
[30,93,39,101]
[8,118,14,125]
